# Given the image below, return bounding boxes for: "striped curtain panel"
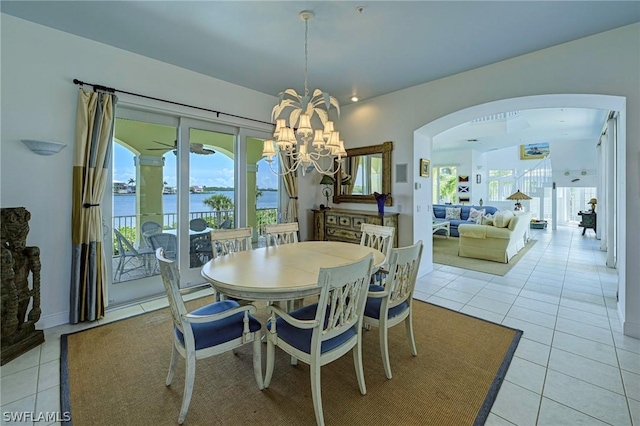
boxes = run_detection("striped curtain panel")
[278,151,298,223]
[70,89,118,324]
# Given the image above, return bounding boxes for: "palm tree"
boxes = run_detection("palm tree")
[127,178,135,193]
[203,194,233,211]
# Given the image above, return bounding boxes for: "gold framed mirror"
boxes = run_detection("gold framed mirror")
[333,141,393,205]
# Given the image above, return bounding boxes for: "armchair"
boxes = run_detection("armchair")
[155,248,263,424]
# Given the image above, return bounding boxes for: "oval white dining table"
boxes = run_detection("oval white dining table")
[200,241,386,301]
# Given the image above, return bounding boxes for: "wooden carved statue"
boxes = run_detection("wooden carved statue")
[1,207,44,365]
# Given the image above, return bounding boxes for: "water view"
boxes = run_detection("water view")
[113,190,278,217]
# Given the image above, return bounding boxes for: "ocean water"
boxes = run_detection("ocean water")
[113,190,278,216]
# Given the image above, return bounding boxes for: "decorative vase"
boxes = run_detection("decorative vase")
[374,192,388,215]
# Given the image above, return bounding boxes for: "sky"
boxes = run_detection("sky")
[112,144,279,189]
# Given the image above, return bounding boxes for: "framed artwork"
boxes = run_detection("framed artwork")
[520,142,550,160]
[476,174,481,184]
[458,175,469,182]
[419,158,430,177]
[459,196,470,203]
[458,185,469,193]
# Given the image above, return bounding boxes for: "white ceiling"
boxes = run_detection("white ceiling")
[1,1,637,153]
[433,108,609,153]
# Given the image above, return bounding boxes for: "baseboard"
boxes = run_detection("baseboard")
[37,311,70,329]
[622,318,640,339]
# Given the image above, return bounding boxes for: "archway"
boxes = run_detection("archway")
[412,93,627,327]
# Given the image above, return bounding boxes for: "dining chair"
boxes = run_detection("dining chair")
[209,227,254,301]
[363,240,423,379]
[264,222,299,247]
[141,220,162,235]
[209,227,253,259]
[360,223,395,284]
[189,233,213,267]
[141,220,163,249]
[264,254,375,426]
[113,228,154,281]
[189,217,208,232]
[155,248,263,425]
[147,233,178,261]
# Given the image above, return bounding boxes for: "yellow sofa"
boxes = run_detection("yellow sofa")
[457,211,532,263]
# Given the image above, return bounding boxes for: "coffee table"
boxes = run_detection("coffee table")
[432,219,450,238]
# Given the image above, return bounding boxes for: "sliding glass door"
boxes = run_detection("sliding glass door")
[107,108,179,304]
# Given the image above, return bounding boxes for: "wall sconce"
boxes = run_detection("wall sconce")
[21,139,66,156]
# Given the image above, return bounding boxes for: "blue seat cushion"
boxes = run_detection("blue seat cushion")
[175,300,261,350]
[267,303,357,354]
[364,285,409,320]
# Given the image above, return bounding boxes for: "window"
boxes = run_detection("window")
[432,166,457,204]
[488,169,514,201]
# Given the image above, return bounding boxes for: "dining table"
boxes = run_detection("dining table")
[200,241,386,302]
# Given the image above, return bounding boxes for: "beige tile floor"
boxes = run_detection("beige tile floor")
[1,226,638,425]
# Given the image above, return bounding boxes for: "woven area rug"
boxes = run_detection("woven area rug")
[61,299,522,426]
[433,237,537,276]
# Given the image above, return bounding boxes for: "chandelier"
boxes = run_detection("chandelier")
[262,11,346,176]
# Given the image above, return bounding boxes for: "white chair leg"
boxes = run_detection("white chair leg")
[252,338,264,390]
[166,344,179,386]
[310,363,325,426]
[380,323,392,379]
[264,338,275,388]
[178,353,196,425]
[290,355,298,365]
[353,339,367,395]
[405,312,417,356]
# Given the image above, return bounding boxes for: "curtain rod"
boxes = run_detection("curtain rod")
[72,78,274,127]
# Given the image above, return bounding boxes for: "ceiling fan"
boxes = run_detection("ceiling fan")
[147,140,215,155]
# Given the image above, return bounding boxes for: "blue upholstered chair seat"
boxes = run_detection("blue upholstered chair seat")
[364,285,409,319]
[268,303,357,354]
[176,300,261,350]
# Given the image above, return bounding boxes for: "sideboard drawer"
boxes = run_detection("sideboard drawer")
[326,227,361,243]
[338,216,352,227]
[326,214,338,225]
[352,216,367,229]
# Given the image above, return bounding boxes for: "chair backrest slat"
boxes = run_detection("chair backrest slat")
[360,223,395,263]
[385,240,423,308]
[314,255,374,342]
[264,222,299,247]
[210,227,253,258]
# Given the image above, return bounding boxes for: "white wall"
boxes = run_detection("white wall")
[0,15,277,327]
[333,24,639,338]
[550,139,599,187]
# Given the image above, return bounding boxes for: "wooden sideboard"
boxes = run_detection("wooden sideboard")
[312,208,399,248]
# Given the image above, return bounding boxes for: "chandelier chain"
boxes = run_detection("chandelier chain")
[304,17,309,98]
